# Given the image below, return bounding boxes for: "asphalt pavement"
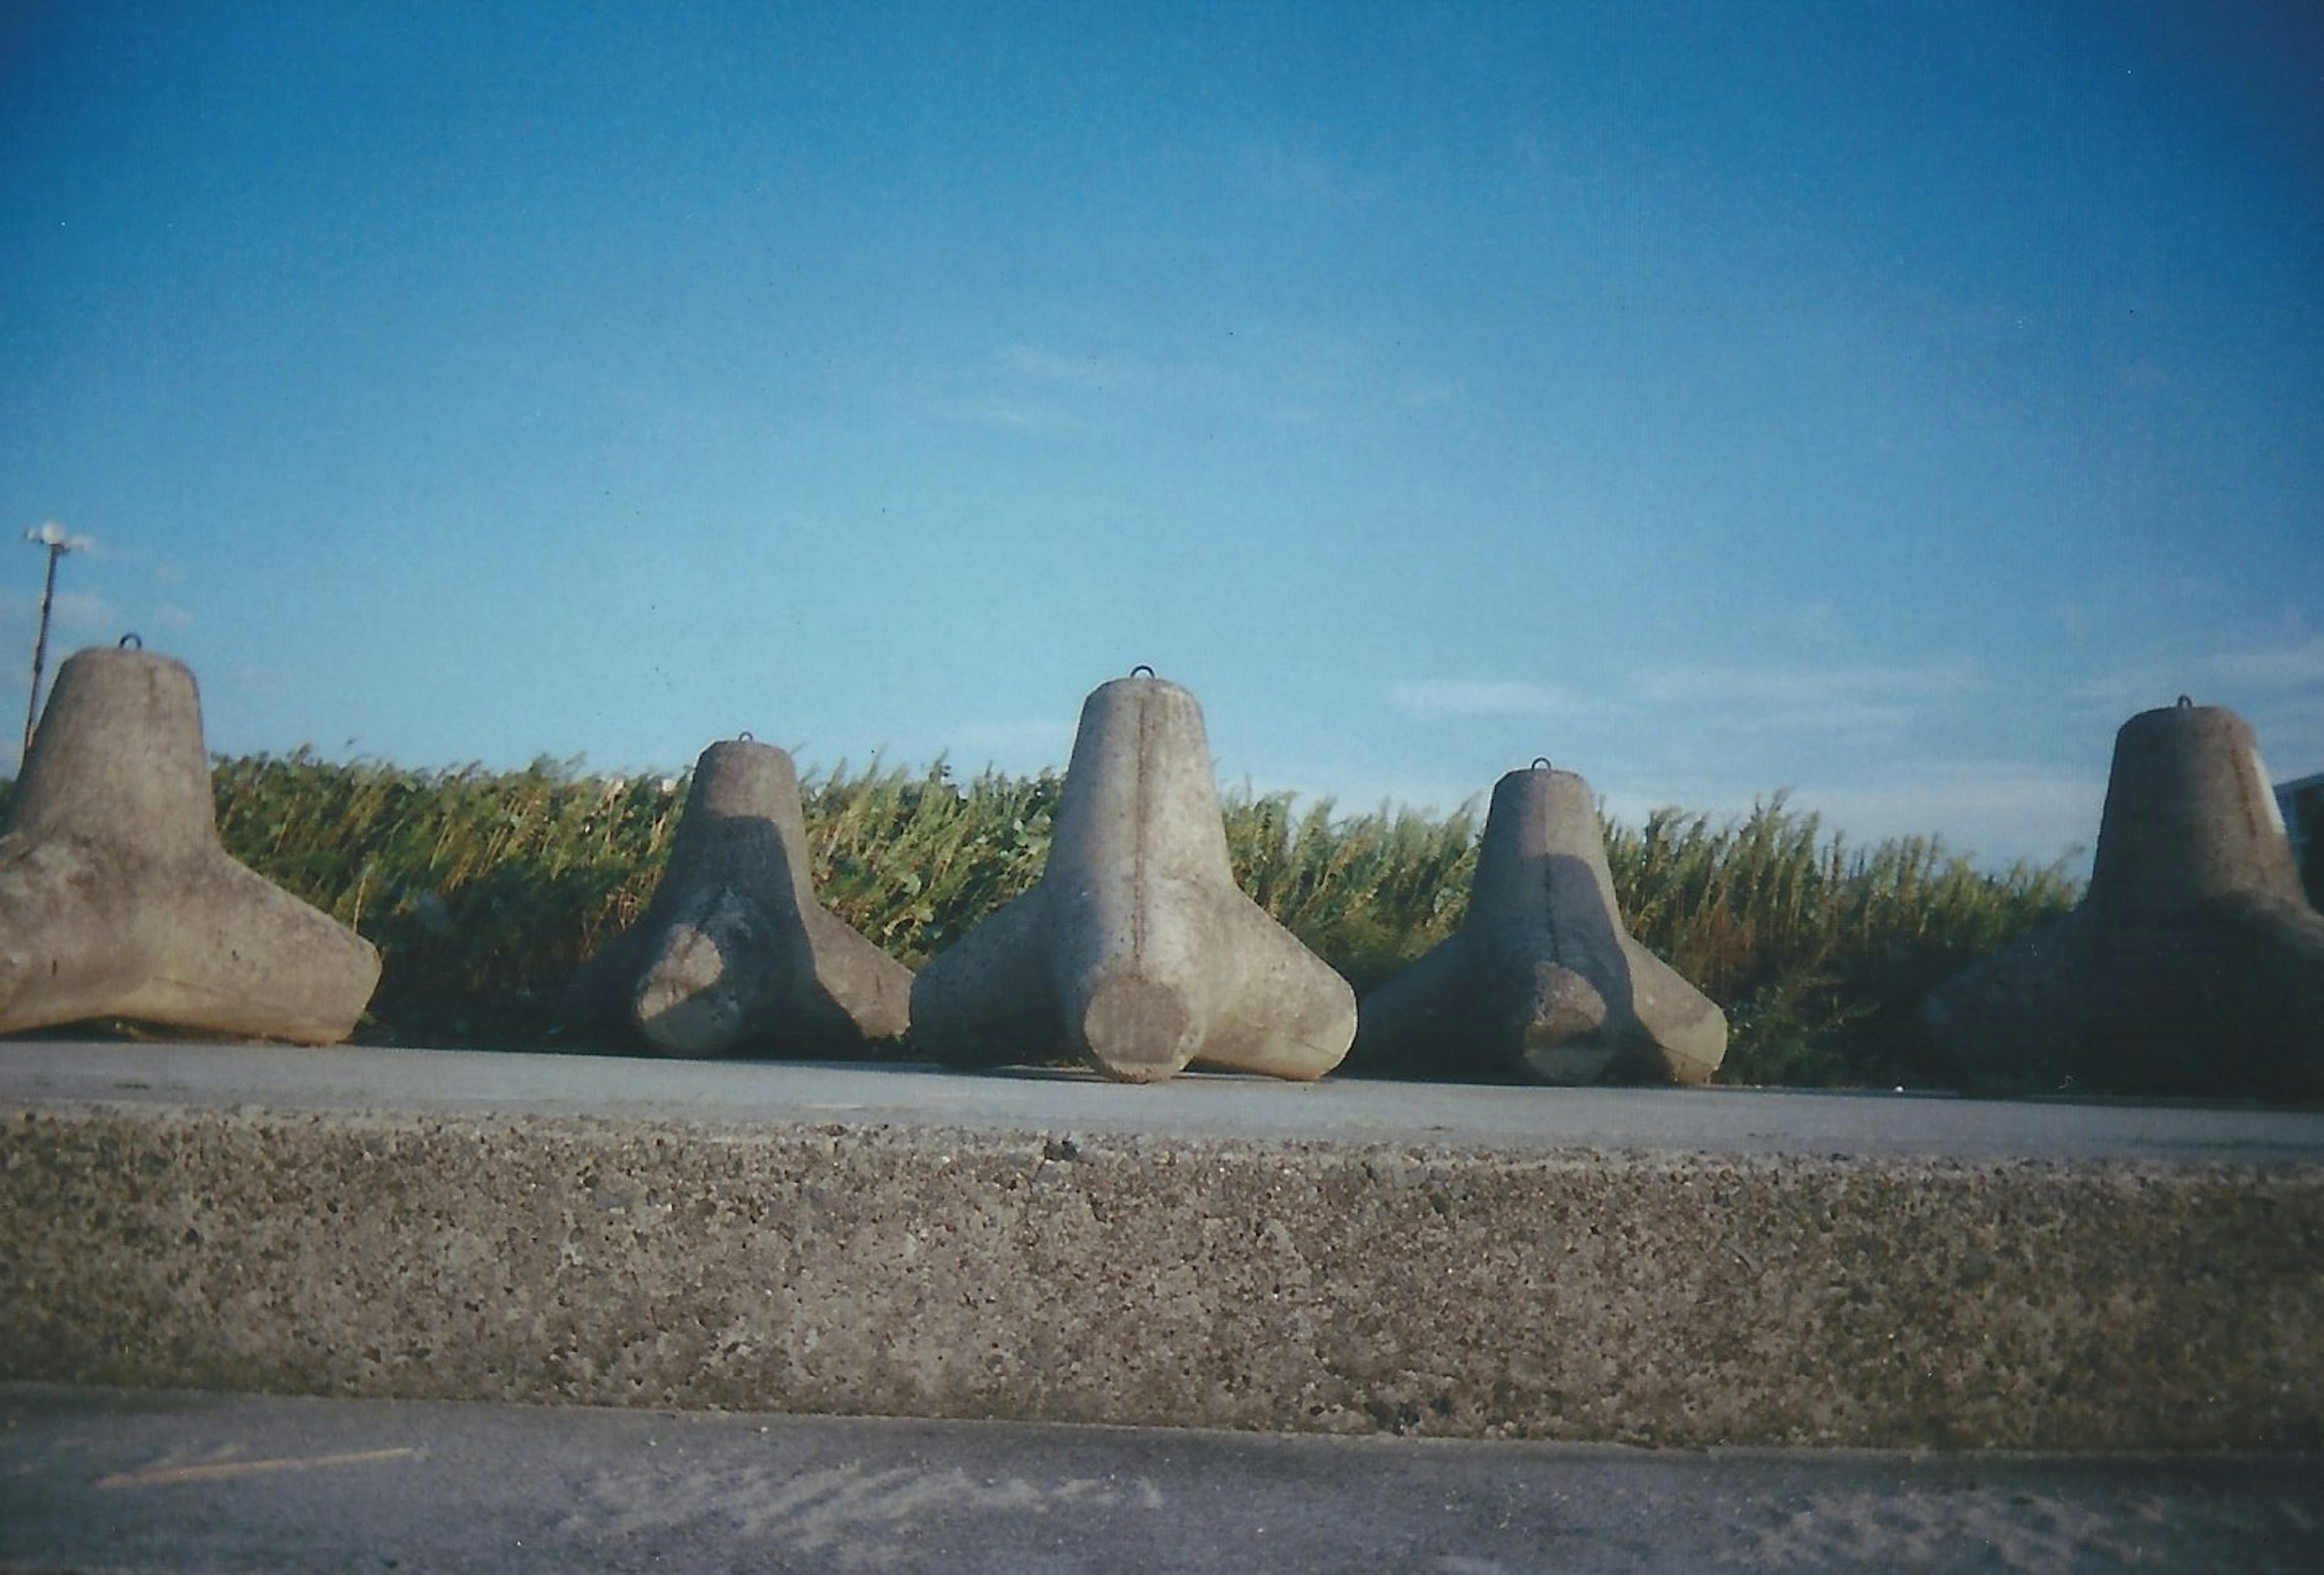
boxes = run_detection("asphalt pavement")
[4,1384,2319,1573]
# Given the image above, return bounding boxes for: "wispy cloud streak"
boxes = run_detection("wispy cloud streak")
[1393,663,1976,732]
[2198,637,2324,689]
[1629,662,1980,732]
[924,332,1466,435]
[1388,679,1591,718]
[1600,758,2102,869]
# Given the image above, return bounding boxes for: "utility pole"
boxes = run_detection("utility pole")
[21,522,92,765]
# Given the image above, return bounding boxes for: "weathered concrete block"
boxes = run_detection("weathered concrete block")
[912,672,1354,1082]
[1351,764,1727,1084]
[562,739,911,1056]
[1927,700,2324,1100]
[0,645,379,1043]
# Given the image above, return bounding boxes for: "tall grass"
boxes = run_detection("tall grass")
[1225,792,1482,994]
[5,753,2081,1084]
[1606,799,2078,1086]
[208,751,690,1042]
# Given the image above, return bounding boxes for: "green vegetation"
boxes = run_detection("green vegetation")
[5,753,2080,1085]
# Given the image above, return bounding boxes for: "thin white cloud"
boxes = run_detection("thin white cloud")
[999,345,1158,393]
[1392,661,1978,735]
[911,313,1468,450]
[1753,699,1922,732]
[926,344,1157,432]
[2198,636,2324,689]
[1601,758,2102,871]
[1785,764,2101,868]
[2078,639,2324,762]
[928,331,1460,435]
[1630,661,1978,709]
[51,590,116,632]
[229,663,286,698]
[925,393,1089,433]
[1628,661,1980,733]
[1396,378,1463,411]
[2075,667,2175,710]
[1389,679,1591,719]
[1238,136,1379,207]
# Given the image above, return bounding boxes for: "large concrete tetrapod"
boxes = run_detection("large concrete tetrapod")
[1350,763,1727,1085]
[911,672,1356,1082]
[1926,699,2324,1100]
[562,738,911,1056]
[0,644,380,1043]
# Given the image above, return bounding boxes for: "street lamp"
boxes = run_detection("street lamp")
[22,521,93,765]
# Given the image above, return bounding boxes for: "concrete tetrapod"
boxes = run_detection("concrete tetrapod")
[1350,763,1727,1085]
[1926,699,2324,1101]
[911,672,1355,1082]
[562,738,911,1056]
[0,644,379,1043]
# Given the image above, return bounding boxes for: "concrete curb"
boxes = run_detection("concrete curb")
[3,1043,2320,1451]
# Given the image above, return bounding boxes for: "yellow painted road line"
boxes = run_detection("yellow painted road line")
[95,1446,418,1488]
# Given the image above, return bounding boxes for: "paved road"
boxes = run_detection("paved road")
[6,1038,2323,1162]
[4,1385,2319,1573]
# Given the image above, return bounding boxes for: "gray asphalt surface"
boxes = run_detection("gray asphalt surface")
[4,1385,2319,1573]
[7,1038,2323,1162]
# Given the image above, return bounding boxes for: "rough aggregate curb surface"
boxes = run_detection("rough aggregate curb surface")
[5,1095,2319,1451]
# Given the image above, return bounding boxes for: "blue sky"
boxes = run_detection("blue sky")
[4,1,2320,869]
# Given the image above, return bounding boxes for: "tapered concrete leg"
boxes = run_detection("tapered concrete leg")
[1351,765,1727,1085]
[1927,701,2324,1099]
[562,738,911,1057]
[905,886,1065,1067]
[912,673,1356,1083]
[0,646,379,1043]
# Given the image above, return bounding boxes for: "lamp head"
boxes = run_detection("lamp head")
[24,522,91,552]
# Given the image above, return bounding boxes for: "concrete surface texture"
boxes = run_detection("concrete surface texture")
[1353,764,1727,1085]
[562,738,911,1056]
[8,1386,2319,1575]
[911,673,1354,1082]
[0,645,379,1044]
[1928,701,2324,1101]
[5,1041,2321,1452]
[7,1039,2323,1161]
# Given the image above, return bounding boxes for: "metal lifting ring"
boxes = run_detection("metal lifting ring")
[1531,756,1552,771]
[1130,664,1157,678]
[117,633,142,650]
[737,730,755,741]
[2176,695,2193,708]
